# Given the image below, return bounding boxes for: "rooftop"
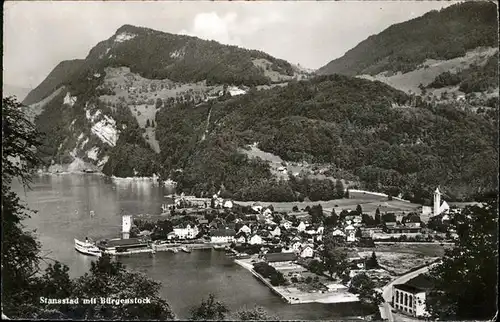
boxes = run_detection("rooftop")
[99,238,148,247]
[264,252,297,262]
[210,229,236,237]
[394,274,434,293]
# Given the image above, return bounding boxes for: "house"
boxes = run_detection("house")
[405,222,421,229]
[300,245,314,258]
[316,226,325,235]
[281,220,293,230]
[291,241,303,252]
[248,234,263,245]
[392,274,433,318]
[210,229,236,243]
[270,226,281,237]
[264,252,297,267]
[251,202,263,213]
[238,224,251,235]
[281,247,294,253]
[173,224,199,239]
[296,221,307,232]
[332,229,346,237]
[263,208,273,217]
[223,200,234,209]
[235,231,247,243]
[345,225,356,242]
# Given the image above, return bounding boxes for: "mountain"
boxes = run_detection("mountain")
[318,2,497,76]
[23,60,84,106]
[317,2,499,102]
[3,84,33,102]
[158,74,497,202]
[25,21,497,202]
[25,24,309,175]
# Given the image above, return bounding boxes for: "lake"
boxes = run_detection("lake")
[14,174,365,320]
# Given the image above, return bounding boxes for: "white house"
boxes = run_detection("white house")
[300,245,314,258]
[317,226,324,235]
[345,225,356,242]
[332,229,346,237]
[291,241,303,252]
[296,221,306,232]
[248,234,263,245]
[238,225,251,235]
[223,200,234,209]
[270,226,281,237]
[263,208,273,217]
[251,203,263,213]
[281,220,293,230]
[173,224,199,239]
[235,234,247,244]
[210,229,236,243]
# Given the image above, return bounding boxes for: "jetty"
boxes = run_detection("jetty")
[234,259,359,305]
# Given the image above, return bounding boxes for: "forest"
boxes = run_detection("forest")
[318,2,498,76]
[155,74,498,202]
[427,54,499,93]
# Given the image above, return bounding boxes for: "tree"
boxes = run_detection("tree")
[2,97,175,320]
[292,205,299,212]
[190,293,229,321]
[355,227,362,238]
[321,240,349,279]
[365,251,379,269]
[309,204,324,224]
[325,209,338,228]
[146,119,151,127]
[2,97,45,318]
[425,198,498,320]
[356,204,363,215]
[349,273,383,314]
[155,98,163,109]
[374,208,381,225]
[270,271,286,286]
[235,306,274,320]
[335,180,344,199]
[71,255,175,320]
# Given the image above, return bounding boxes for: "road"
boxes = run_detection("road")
[379,262,439,321]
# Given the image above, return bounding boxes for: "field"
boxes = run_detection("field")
[359,46,498,95]
[235,197,421,216]
[358,243,450,275]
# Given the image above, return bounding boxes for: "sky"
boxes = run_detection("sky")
[3,0,457,89]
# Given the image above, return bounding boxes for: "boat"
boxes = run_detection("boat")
[180,246,192,253]
[213,245,225,250]
[74,238,102,257]
[169,248,179,253]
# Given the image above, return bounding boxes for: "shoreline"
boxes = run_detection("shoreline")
[234,259,359,305]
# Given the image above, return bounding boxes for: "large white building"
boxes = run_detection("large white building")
[173,224,199,239]
[392,275,432,318]
[210,229,236,243]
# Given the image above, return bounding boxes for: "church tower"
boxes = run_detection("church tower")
[433,187,441,216]
[122,214,132,239]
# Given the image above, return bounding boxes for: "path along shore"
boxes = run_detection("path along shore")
[234,259,359,305]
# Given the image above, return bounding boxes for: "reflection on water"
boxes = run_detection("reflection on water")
[13,174,365,320]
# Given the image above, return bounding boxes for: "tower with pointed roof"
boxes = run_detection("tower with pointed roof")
[433,187,441,216]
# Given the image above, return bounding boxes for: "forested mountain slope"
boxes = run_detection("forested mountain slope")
[318,2,498,76]
[157,75,498,202]
[25,24,306,176]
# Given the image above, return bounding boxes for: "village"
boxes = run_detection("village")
[99,186,464,320]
